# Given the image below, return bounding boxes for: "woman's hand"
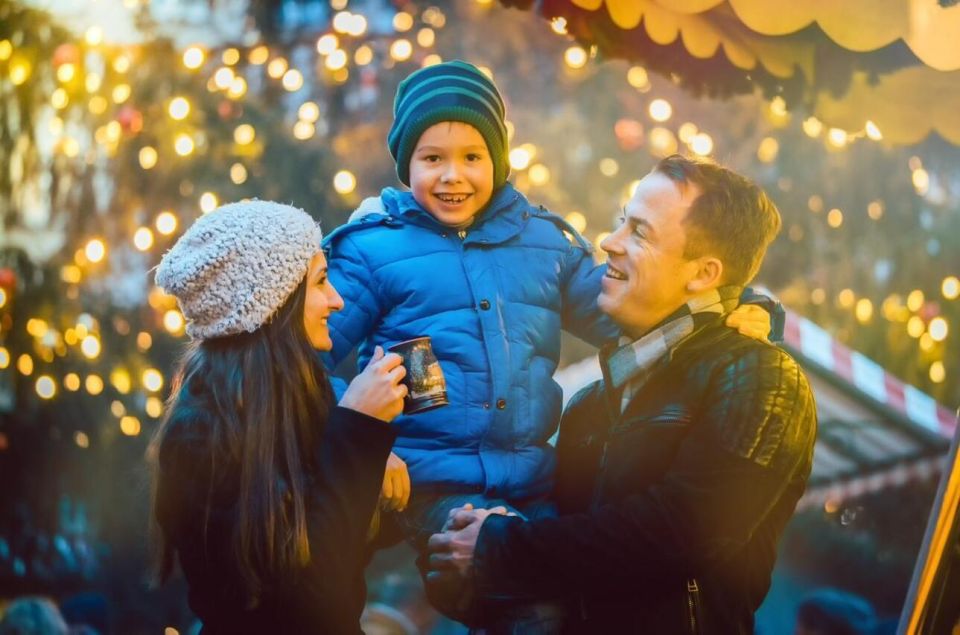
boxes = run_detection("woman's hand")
[340,346,407,422]
[380,451,411,511]
[725,303,771,341]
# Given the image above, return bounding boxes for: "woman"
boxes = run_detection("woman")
[149,200,407,633]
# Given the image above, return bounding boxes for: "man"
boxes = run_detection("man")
[427,154,818,634]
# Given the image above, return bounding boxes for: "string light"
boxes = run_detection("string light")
[528,164,550,186]
[134,228,154,251]
[234,124,256,145]
[317,34,339,56]
[110,368,132,394]
[354,45,374,66]
[690,133,713,156]
[142,369,164,392]
[326,49,348,70]
[155,211,178,235]
[81,335,101,360]
[248,45,269,65]
[139,146,158,169]
[282,69,304,92]
[564,46,587,69]
[929,317,948,342]
[174,134,195,156]
[293,121,315,140]
[0,348,8,369]
[36,376,56,400]
[393,12,414,32]
[183,46,205,69]
[333,170,357,194]
[85,375,104,395]
[17,354,34,376]
[200,193,219,213]
[222,48,240,66]
[390,40,413,62]
[930,362,946,383]
[120,416,141,436]
[648,99,672,122]
[75,432,90,448]
[907,290,925,312]
[168,97,190,120]
[230,163,248,184]
[164,310,185,334]
[146,397,163,418]
[85,239,106,264]
[509,148,532,171]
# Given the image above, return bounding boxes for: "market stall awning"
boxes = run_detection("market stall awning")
[504,0,960,144]
[554,309,956,508]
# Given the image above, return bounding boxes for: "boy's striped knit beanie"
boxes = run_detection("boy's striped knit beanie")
[387,60,510,190]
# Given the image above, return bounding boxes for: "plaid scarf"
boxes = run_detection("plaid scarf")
[600,286,741,414]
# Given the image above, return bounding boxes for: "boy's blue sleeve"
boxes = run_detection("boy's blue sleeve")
[560,244,621,346]
[321,233,383,371]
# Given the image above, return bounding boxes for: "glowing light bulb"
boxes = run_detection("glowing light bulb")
[142,368,164,392]
[85,239,106,263]
[564,46,587,69]
[156,211,178,235]
[648,99,672,122]
[168,97,190,120]
[183,46,205,69]
[133,227,154,251]
[333,170,357,194]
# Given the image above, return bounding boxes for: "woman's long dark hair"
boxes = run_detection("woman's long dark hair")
[148,279,333,606]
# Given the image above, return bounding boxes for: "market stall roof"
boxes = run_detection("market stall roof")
[503,0,960,144]
[554,309,956,508]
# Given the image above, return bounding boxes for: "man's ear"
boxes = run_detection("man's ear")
[686,256,723,293]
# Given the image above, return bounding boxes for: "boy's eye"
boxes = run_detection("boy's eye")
[423,155,441,162]
[466,153,482,161]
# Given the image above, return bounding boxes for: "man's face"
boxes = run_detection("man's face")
[598,171,703,338]
[408,121,495,227]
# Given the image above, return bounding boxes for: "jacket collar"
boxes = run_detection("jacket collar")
[600,286,742,391]
[380,183,528,245]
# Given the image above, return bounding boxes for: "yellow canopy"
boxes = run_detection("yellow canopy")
[525,0,960,144]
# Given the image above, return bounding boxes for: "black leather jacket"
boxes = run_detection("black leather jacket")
[474,317,817,634]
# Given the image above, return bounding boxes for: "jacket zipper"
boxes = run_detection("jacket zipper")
[687,578,701,635]
[457,229,467,240]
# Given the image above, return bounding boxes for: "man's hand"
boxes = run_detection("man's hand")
[427,507,509,579]
[725,303,771,341]
[380,451,410,511]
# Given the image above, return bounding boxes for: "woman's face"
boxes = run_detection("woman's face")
[303,251,344,351]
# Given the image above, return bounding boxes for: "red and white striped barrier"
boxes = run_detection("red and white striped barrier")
[783,311,957,439]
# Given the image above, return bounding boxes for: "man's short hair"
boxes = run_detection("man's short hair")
[654,154,782,287]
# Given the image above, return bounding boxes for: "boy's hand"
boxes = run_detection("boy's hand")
[725,303,771,341]
[339,346,407,422]
[380,451,411,512]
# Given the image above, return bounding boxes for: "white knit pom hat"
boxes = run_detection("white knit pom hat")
[155,200,323,339]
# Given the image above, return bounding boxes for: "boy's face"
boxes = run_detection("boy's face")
[409,121,494,227]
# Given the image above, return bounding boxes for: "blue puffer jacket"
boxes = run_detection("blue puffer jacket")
[322,184,619,500]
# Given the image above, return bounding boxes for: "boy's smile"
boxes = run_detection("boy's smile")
[409,121,495,227]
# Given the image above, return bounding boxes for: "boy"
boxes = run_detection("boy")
[323,60,769,627]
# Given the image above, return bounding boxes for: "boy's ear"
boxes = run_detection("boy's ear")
[685,256,723,293]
